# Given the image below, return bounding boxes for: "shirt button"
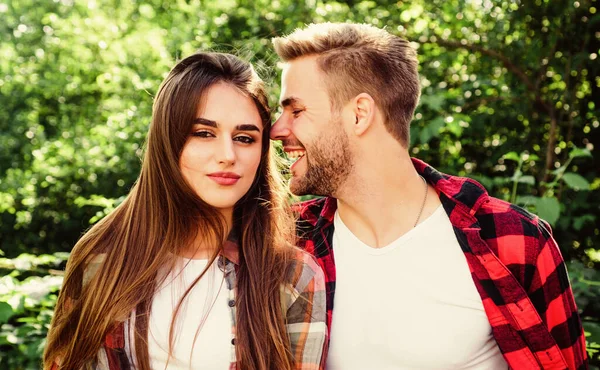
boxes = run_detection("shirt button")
[228,299,235,307]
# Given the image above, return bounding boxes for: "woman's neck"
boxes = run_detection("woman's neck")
[180,207,233,260]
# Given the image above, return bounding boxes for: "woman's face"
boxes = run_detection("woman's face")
[179,82,264,215]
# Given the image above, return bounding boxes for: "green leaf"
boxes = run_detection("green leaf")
[420,94,445,110]
[585,249,600,263]
[418,124,432,144]
[562,173,590,190]
[419,117,445,144]
[517,175,535,185]
[584,321,600,343]
[536,197,560,226]
[568,147,592,159]
[516,195,540,207]
[510,169,523,181]
[429,117,446,132]
[0,301,14,324]
[470,175,493,190]
[502,152,520,162]
[409,125,420,146]
[573,214,596,231]
[445,120,463,137]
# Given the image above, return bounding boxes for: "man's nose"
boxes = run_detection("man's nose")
[270,116,291,141]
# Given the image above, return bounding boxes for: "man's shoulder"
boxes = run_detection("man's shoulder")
[292,196,329,220]
[476,194,552,240]
[472,193,557,278]
[428,165,550,240]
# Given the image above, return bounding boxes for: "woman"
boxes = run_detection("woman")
[44,52,327,370]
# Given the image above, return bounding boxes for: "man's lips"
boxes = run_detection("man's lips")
[284,147,306,160]
[282,147,306,173]
[290,155,305,173]
[207,172,241,185]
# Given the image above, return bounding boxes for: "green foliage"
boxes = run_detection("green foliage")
[0,0,598,367]
[0,253,66,369]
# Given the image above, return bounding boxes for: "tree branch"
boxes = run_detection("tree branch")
[543,113,559,184]
[535,41,558,91]
[461,96,521,110]
[427,38,564,186]
[429,39,554,114]
[432,39,536,92]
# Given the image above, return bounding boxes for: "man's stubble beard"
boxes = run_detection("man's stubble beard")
[289,118,353,197]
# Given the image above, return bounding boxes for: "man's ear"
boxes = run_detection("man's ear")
[352,93,376,136]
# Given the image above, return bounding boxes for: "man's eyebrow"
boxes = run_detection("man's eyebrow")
[280,97,301,107]
[193,118,261,132]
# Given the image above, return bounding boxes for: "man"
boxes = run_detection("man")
[270,23,588,369]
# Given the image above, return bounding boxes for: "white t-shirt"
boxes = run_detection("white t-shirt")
[326,206,508,370]
[144,258,232,370]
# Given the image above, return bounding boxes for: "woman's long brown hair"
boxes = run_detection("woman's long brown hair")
[43,52,296,370]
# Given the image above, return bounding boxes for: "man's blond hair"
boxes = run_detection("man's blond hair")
[273,22,420,147]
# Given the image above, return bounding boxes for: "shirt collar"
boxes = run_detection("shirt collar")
[298,158,490,226]
[220,229,240,265]
[411,157,489,216]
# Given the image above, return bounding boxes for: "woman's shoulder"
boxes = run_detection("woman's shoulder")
[285,248,325,295]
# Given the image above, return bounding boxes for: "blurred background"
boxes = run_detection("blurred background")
[0,0,598,368]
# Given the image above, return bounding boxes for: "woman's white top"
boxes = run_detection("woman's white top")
[145,258,232,369]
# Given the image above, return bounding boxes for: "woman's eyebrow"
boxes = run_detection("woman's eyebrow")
[236,124,261,132]
[193,117,217,127]
[194,118,261,132]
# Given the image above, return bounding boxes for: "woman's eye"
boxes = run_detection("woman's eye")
[234,136,255,144]
[292,109,303,117]
[191,131,214,138]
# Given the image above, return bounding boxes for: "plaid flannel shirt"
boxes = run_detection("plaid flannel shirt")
[293,158,588,370]
[52,238,328,370]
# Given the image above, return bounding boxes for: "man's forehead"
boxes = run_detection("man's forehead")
[281,55,320,76]
[279,56,325,102]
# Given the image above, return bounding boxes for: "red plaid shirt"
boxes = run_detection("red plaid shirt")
[293,158,588,370]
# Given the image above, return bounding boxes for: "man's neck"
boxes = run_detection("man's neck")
[334,154,439,248]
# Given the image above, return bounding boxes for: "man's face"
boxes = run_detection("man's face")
[270,56,353,197]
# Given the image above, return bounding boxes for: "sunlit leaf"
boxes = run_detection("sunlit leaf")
[562,173,590,191]
[536,197,561,226]
[502,152,520,162]
[517,175,535,185]
[420,94,445,110]
[0,302,14,324]
[569,148,593,159]
[516,195,540,207]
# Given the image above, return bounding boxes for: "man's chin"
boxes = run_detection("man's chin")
[289,177,310,196]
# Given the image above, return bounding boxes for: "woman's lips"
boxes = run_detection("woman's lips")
[207,172,240,186]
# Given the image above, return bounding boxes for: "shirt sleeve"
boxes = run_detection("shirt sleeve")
[530,219,588,369]
[284,251,329,370]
